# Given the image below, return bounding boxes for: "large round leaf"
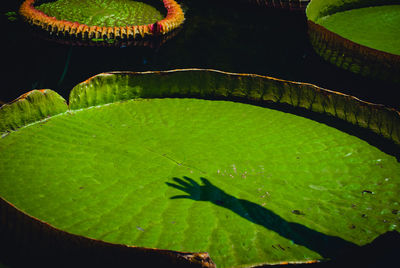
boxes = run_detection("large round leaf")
[36,0,165,27]
[306,0,400,83]
[1,70,399,267]
[19,0,185,40]
[314,5,400,56]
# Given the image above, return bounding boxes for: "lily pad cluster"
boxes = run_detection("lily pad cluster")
[2,1,400,267]
[19,0,184,40]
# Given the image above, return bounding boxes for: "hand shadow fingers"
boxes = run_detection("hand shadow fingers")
[173,177,194,188]
[182,176,200,188]
[165,182,188,192]
[201,177,213,187]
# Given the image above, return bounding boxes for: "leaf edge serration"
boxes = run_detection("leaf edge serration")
[69,69,400,145]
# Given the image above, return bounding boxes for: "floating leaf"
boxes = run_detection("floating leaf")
[307,0,400,83]
[1,70,399,267]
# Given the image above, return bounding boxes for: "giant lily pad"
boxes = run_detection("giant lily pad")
[306,0,400,83]
[1,69,399,267]
[19,0,184,40]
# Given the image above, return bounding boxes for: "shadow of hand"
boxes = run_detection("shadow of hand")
[166,176,224,202]
[166,176,359,259]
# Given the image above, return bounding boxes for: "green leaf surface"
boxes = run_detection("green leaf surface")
[0,89,67,134]
[316,5,400,55]
[306,0,398,21]
[306,0,400,83]
[36,0,165,27]
[1,95,399,267]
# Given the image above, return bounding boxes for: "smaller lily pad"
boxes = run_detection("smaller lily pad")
[315,5,400,56]
[36,0,165,27]
[19,0,185,41]
[306,0,400,83]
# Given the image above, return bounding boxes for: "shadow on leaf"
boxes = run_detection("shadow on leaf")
[166,176,358,260]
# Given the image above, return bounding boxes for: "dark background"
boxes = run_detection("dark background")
[2,0,399,108]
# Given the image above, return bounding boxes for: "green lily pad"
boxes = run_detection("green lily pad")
[315,5,400,56]
[36,0,165,27]
[306,0,400,83]
[19,0,185,43]
[1,70,399,267]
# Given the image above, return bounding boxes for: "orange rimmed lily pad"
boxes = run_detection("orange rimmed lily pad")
[19,0,185,41]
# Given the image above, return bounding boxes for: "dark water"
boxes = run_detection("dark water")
[2,0,399,109]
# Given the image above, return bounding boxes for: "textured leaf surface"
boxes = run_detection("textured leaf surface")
[316,5,400,55]
[305,0,398,21]
[0,97,399,267]
[0,89,67,134]
[36,0,165,27]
